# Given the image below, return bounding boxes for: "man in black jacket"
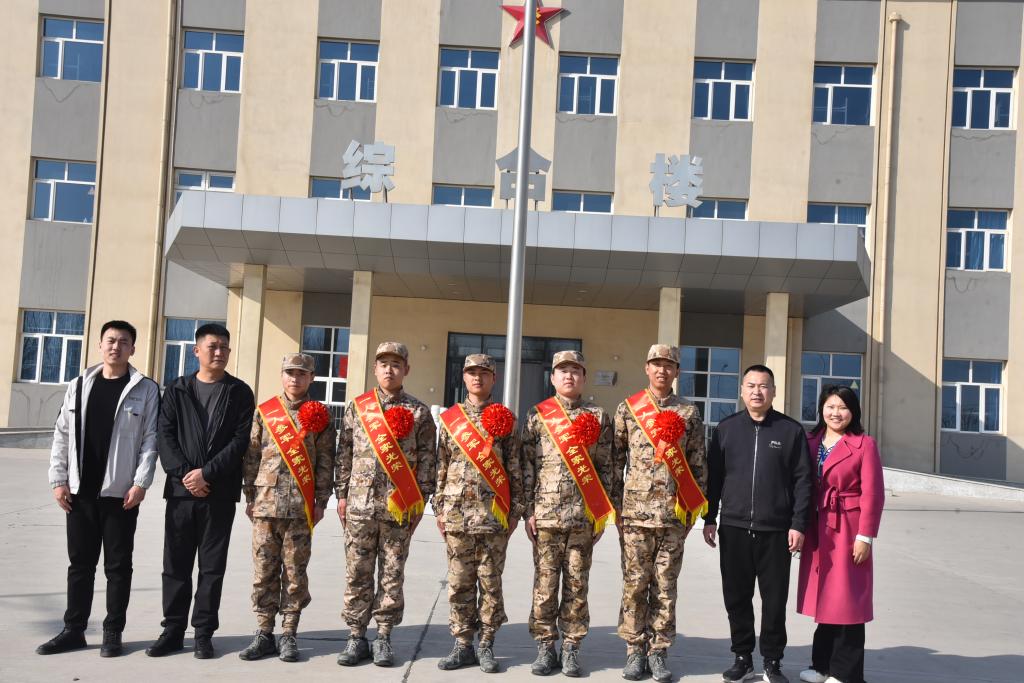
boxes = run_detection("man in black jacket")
[146,323,255,659]
[702,364,812,683]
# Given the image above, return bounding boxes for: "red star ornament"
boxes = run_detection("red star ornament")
[502,1,564,47]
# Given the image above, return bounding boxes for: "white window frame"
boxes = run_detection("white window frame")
[317,40,378,102]
[687,198,748,220]
[946,208,1009,272]
[558,54,619,116]
[807,202,870,242]
[800,352,863,424]
[161,318,227,386]
[953,68,1014,130]
[432,184,494,207]
[438,47,499,110]
[692,60,754,121]
[31,159,95,223]
[309,177,371,201]
[17,310,85,385]
[183,31,243,93]
[40,17,103,81]
[813,64,874,126]
[301,325,350,411]
[174,169,235,198]
[680,345,741,441]
[941,360,1002,434]
[551,190,613,214]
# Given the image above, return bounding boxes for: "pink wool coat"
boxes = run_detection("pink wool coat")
[797,432,884,625]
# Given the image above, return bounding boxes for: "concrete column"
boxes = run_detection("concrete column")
[786,317,805,418]
[234,264,266,387]
[657,287,682,346]
[764,293,790,410]
[346,271,374,397]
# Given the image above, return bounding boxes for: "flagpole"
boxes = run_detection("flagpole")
[503,0,537,413]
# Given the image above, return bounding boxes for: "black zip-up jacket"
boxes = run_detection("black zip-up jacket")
[157,372,255,502]
[703,408,813,533]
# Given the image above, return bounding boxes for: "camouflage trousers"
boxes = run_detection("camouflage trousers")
[528,527,595,645]
[251,517,312,634]
[445,531,509,645]
[617,525,687,651]
[342,518,412,637]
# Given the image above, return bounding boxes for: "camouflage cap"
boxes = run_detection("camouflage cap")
[281,353,316,373]
[463,353,496,373]
[552,349,586,370]
[646,344,680,365]
[375,341,409,362]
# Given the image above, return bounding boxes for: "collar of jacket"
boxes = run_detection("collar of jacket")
[809,430,866,452]
[375,386,407,406]
[649,391,678,408]
[278,393,308,410]
[554,393,584,410]
[740,407,779,427]
[461,397,492,416]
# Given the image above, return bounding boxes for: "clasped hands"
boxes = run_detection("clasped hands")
[183,468,210,497]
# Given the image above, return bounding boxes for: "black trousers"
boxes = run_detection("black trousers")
[812,623,865,683]
[64,496,139,633]
[718,525,791,660]
[161,498,236,637]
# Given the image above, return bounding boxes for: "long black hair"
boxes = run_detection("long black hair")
[810,384,864,437]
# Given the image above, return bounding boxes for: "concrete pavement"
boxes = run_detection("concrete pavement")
[2,446,1021,683]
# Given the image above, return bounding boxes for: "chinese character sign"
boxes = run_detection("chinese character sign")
[496,147,551,202]
[649,153,703,209]
[342,140,396,194]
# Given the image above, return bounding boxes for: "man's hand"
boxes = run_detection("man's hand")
[788,529,805,553]
[245,502,254,521]
[337,498,348,529]
[409,511,423,534]
[593,528,604,545]
[53,485,72,513]
[312,505,325,527]
[183,468,209,497]
[123,486,146,510]
[525,515,538,544]
[852,540,871,565]
[703,522,717,548]
[435,516,446,539]
[507,517,519,537]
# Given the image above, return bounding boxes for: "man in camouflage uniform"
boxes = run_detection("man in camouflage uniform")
[521,350,619,678]
[434,354,524,673]
[335,341,437,667]
[613,344,707,682]
[239,353,336,663]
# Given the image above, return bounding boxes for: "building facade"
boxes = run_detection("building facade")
[3,0,1022,482]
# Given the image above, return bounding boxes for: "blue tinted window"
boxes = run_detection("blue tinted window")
[943,359,971,382]
[311,178,341,198]
[694,60,721,79]
[44,18,74,38]
[995,91,1011,127]
[844,66,872,85]
[693,82,709,117]
[560,55,588,74]
[215,32,243,52]
[338,61,357,100]
[960,384,980,431]
[320,41,348,60]
[983,69,1012,88]
[350,42,378,61]
[432,186,463,205]
[361,65,376,100]
[710,375,738,399]
[41,336,63,383]
[734,84,750,119]
[709,348,740,373]
[439,69,456,105]
[717,200,746,219]
[690,201,715,218]
[582,193,612,213]
[970,89,990,128]
[590,57,617,75]
[941,386,958,429]
[989,233,1005,270]
[208,174,233,189]
[165,318,196,341]
[552,192,581,211]
[334,328,351,351]
[951,90,968,127]
[807,204,836,223]
[32,182,51,220]
[953,68,981,88]
[724,62,752,80]
[558,76,574,112]
[831,354,861,377]
[463,187,492,207]
[163,344,180,383]
[62,41,102,81]
[345,186,371,200]
[599,78,615,114]
[813,65,842,84]
[318,62,334,98]
[946,231,962,267]
[480,72,496,108]
[54,182,93,222]
[836,205,867,225]
[184,31,213,50]
[972,361,1002,384]
[802,352,830,375]
[458,69,477,108]
[711,81,731,119]
[577,76,596,114]
[184,51,200,88]
[24,310,54,333]
[202,52,222,91]
[36,160,66,179]
[440,48,468,68]
[67,162,95,182]
[225,55,241,91]
[832,86,870,124]
[471,50,498,69]
[964,230,985,269]
[76,20,104,40]
[984,387,1000,431]
[19,338,37,380]
[56,312,84,335]
[812,87,829,123]
[977,211,1006,229]
[947,209,975,228]
[41,41,60,77]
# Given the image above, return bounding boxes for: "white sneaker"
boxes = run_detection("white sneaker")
[799,670,828,683]
[824,677,844,683]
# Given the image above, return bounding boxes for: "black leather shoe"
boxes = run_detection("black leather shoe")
[99,630,123,657]
[194,635,214,659]
[36,628,86,655]
[146,629,184,657]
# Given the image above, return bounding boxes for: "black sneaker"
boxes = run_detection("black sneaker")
[561,643,582,678]
[337,635,370,666]
[723,653,755,682]
[99,630,123,658]
[622,650,646,680]
[648,648,673,683]
[278,634,299,662]
[531,641,558,676]
[194,635,214,659]
[763,659,789,683]
[36,628,86,655]
[145,629,184,657]
[478,640,498,674]
[372,634,394,667]
[238,630,277,661]
[437,642,477,670]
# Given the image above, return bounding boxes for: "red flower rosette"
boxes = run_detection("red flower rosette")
[297,400,330,438]
[481,403,516,439]
[385,405,415,440]
[571,411,601,447]
[653,410,686,463]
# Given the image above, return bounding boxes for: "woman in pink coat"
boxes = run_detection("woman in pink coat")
[796,385,884,683]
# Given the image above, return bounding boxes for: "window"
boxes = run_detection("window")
[439,48,498,109]
[953,68,1013,130]
[18,310,85,384]
[317,40,378,102]
[557,54,618,115]
[946,209,1008,271]
[800,352,863,423]
[693,60,752,121]
[310,177,371,201]
[40,17,103,82]
[174,169,235,203]
[687,198,747,220]
[552,191,612,213]
[31,160,95,223]
[813,64,873,125]
[807,203,869,241]
[942,359,1002,433]
[302,326,350,430]
[679,346,741,441]
[432,185,493,207]
[183,31,243,92]
[162,318,226,386]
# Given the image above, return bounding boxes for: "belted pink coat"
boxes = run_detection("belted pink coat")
[797,431,884,624]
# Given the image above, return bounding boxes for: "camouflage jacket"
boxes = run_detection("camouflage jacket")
[521,394,619,530]
[243,394,336,519]
[613,392,708,528]
[335,387,437,524]
[435,399,525,534]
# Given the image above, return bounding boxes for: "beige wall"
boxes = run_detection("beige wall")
[255,290,304,400]
[0,2,38,426]
[235,0,318,197]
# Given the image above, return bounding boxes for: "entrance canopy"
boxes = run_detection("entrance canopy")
[165,191,870,316]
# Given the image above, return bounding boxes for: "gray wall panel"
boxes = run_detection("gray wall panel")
[559,0,623,55]
[681,312,744,348]
[803,299,868,354]
[440,0,501,48]
[808,124,875,204]
[432,108,499,187]
[948,130,1016,209]
[318,0,381,40]
[955,1,1023,67]
[39,0,104,19]
[552,114,617,193]
[310,101,377,177]
[182,0,246,31]
[163,262,229,319]
[173,90,240,171]
[940,433,1007,479]
[32,78,100,162]
[688,119,752,199]
[943,271,1010,360]
[302,292,353,326]
[695,0,758,60]
[815,0,880,64]
[20,220,90,311]
[9,383,67,428]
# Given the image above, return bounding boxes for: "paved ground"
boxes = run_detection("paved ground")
[2,446,1021,683]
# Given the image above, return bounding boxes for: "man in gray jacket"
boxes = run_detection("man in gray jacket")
[38,320,160,658]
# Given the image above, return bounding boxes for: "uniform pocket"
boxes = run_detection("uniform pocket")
[255,463,278,486]
[625,467,654,492]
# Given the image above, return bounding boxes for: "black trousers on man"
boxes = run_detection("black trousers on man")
[718,525,791,660]
[160,498,236,637]
[64,496,140,633]
[812,623,866,683]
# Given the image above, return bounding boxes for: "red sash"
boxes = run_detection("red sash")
[536,397,615,533]
[625,389,708,524]
[257,396,316,531]
[353,390,425,523]
[439,404,511,529]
